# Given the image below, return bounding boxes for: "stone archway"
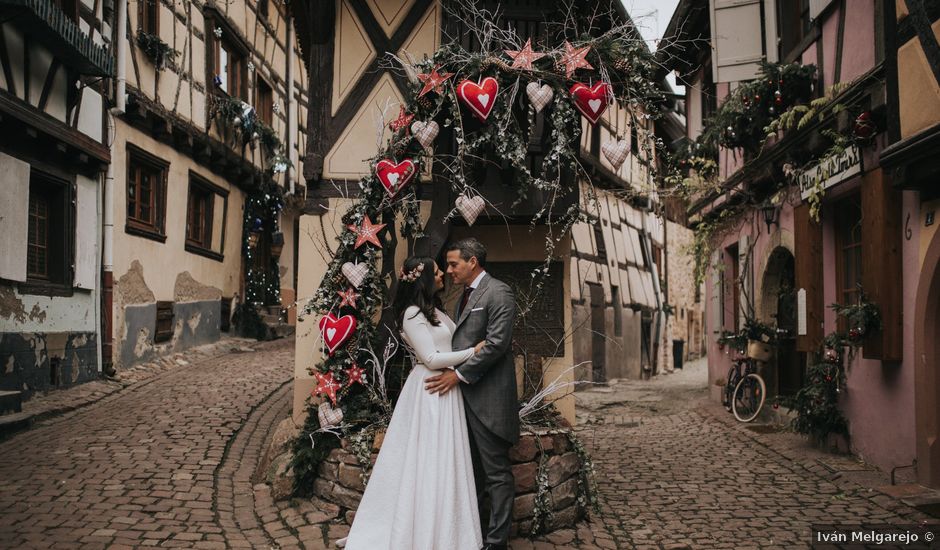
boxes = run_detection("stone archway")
[915,231,940,487]
[760,247,801,396]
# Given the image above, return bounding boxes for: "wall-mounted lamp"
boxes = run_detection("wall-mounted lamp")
[761,201,779,233]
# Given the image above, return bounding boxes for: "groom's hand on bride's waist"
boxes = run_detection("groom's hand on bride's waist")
[425,370,460,395]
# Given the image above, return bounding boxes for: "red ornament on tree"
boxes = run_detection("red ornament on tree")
[569,81,611,125]
[457,77,499,121]
[416,66,454,97]
[318,313,357,355]
[346,364,367,387]
[853,111,877,140]
[348,216,387,249]
[375,158,417,197]
[388,106,415,132]
[314,371,343,405]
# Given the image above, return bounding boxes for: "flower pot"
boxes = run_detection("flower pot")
[747,340,773,362]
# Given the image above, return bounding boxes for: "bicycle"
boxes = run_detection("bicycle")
[722,356,767,423]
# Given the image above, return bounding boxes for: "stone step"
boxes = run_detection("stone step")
[269,324,295,340]
[0,412,33,439]
[0,390,22,416]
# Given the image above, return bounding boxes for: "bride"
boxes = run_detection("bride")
[337,256,485,550]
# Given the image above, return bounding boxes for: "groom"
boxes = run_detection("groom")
[426,237,519,550]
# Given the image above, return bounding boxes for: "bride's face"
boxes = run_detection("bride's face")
[433,264,444,292]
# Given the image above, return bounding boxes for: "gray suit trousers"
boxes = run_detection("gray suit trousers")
[466,405,514,545]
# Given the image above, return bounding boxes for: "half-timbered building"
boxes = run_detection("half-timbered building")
[108,0,308,369]
[0,0,113,400]
[289,0,686,425]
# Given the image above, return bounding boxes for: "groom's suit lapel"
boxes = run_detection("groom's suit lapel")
[456,274,490,330]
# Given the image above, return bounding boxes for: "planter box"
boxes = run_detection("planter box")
[747,340,773,362]
[309,428,590,537]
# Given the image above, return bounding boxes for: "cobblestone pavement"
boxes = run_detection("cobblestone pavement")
[2,347,939,549]
[0,339,294,549]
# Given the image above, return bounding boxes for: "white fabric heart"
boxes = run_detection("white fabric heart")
[411,120,439,152]
[455,194,486,226]
[342,261,369,288]
[601,139,630,170]
[387,173,399,186]
[588,99,602,113]
[525,82,554,114]
[318,401,344,428]
[326,328,337,340]
[478,94,490,108]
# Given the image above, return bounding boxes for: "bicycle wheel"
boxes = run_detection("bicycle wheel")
[732,373,766,422]
[723,367,737,411]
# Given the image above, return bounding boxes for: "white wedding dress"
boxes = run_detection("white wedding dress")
[340,306,483,550]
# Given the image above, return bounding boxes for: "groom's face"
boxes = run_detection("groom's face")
[446,250,476,286]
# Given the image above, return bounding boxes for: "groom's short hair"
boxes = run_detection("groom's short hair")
[447,238,488,268]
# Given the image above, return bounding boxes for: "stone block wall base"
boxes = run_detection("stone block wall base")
[306,429,591,537]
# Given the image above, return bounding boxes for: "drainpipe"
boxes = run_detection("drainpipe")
[113,0,127,115]
[286,15,296,196]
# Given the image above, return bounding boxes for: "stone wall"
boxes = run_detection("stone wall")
[309,429,589,537]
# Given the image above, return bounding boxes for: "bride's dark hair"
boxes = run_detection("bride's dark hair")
[392,256,442,331]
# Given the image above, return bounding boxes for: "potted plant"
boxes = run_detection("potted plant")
[743,318,775,362]
[136,31,179,71]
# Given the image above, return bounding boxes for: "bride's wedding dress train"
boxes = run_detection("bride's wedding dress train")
[338,306,483,550]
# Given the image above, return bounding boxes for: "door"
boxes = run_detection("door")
[771,249,802,395]
[589,283,606,383]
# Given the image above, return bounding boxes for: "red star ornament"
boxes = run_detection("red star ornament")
[559,41,593,78]
[314,371,343,405]
[337,287,360,309]
[348,216,386,249]
[346,364,367,387]
[505,38,546,71]
[388,106,415,132]
[417,66,455,97]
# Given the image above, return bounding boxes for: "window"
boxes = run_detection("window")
[154,301,174,343]
[138,0,159,35]
[126,146,168,241]
[186,185,213,249]
[726,243,740,332]
[630,124,638,156]
[701,62,717,127]
[612,286,623,337]
[256,77,273,126]
[258,0,269,20]
[835,193,863,329]
[594,225,607,261]
[26,171,72,290]
[778,0,811,61]
[211,28,247,100]
[185,172,228,261]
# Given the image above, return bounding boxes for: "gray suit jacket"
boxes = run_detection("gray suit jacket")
[453,274,520,444]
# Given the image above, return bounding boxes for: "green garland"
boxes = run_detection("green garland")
[780,294,882,440]
[292,4,667,498]
[136,31,179,71]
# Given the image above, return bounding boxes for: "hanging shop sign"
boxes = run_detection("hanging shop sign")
[799,144,863,200]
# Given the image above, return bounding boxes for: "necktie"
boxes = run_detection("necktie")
[459,286,473,316]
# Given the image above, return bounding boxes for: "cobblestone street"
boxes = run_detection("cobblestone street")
[1,346,938,549]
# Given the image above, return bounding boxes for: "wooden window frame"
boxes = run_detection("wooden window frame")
[154,301,174,343]
[834,192,863,331]
[778,0,814,63]
[206,11,249,101]
[255,76,274,126]
[125,145,169,243]
[138,0,159,35]
[184,172,228,262]
[22,170,74,297]
[257,0,269,20]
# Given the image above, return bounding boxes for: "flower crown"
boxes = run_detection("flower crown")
[398,263,424,283]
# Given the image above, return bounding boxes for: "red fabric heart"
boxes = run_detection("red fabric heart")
[569,82,611,125]
[457,77,499,121]
[374,159,416,197]
[318,313,357,355]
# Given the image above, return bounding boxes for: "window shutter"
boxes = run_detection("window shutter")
[861,168,902,361]
[710,0,777,83]
[0,153,30,283]
[738,234,751,328]
[794,204,823,352]
[74,175,98,290]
